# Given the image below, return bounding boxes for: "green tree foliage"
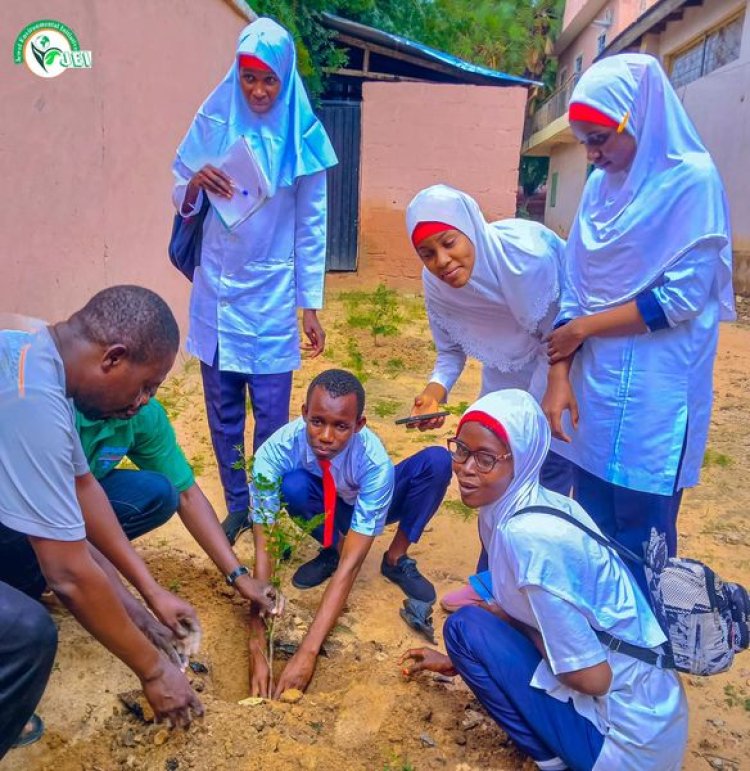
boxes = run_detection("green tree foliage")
[245,0,564,96]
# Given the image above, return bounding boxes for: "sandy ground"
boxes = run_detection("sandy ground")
[6,283,750,771]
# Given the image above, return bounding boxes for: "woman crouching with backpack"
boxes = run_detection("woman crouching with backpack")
[402,389,687,770]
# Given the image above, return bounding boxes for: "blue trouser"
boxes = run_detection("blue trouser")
[0,469,180,601]
[444,606,604,770]
[99,469,180,540]
[476,450,572,572]
[0,582,57,759]
[200,357,292,517]
[280,447,452,546]
[573,466,683,598]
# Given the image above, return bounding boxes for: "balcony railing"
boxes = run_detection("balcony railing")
[524,75,578,141]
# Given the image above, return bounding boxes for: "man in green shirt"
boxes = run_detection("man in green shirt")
[76,399,270,607]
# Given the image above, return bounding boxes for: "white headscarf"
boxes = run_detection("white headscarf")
[406,185,563,372]
[458,389,551,548]
[566,53,734,320]
[174,18,337,196]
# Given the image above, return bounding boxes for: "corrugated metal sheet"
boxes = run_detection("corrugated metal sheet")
[321,13,541,87]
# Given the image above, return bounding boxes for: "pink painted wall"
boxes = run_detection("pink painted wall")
[357,81,528,288]
[0,1,249,337]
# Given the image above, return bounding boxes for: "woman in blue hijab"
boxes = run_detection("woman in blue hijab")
[172,19,337,543]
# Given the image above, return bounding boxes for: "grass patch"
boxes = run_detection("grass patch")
[343,284,403,346]
[445,401,470,416]
[442,498,476,521]
[415,432,440,443]
[343,338,369,383]
[383,758,415,771]
[190,452,208,477]
[372,399,400,419]
[703,448,733,468]
[385,357,406,376]
[723,683,750,710]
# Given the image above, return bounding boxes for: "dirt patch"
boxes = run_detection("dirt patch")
[7,290,750,771]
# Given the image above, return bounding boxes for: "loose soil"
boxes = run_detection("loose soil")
[8,282,750,771]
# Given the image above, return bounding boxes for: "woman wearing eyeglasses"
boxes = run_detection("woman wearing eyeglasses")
[543,54,734,594]
[402,389,687,771]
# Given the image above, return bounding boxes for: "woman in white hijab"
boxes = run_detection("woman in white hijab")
[172,19,337,543]
[405,185,574,609]
[544,54,733,591]
[405,186,574,491]
[402,389,687,771]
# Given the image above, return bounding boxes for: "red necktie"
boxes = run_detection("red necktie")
[319,459,337,548]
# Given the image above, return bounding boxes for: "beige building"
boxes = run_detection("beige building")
[524,0,750,293]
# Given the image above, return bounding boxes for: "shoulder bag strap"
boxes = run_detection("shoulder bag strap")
[514,505,676,670]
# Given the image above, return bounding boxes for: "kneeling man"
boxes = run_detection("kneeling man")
[249,369,451,696]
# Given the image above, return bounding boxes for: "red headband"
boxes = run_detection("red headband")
[568,102,619,128]
[458,411,510,446]
[238,54,273,73]
[411,221,455,249]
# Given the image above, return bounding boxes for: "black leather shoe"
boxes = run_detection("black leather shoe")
[292,547,340,589]
[221,510,252,546]
[381,554,436,603]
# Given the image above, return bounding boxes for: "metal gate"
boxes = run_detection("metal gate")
[318,101,361,271]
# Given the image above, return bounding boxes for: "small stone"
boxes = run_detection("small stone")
[192,679,205,693]
[165,760,179,771]
[290,706,303,718]
[707,758,724,770]
[454,734,467,746]
[118,691,155,723]
[707,719,726,728]
[120,729,136,748]
[280,688,304,704]
[432,674,453,684]
[188,661,208,675]
[153,729,170,746]
[461,710,483,730]
[420,733,436,748]
[238,696,264,707]
[422,708,433,723]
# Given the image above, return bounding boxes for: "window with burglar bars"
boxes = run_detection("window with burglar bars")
[669,11,745,89]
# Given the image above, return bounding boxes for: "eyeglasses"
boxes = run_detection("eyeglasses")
[447,438,512,474]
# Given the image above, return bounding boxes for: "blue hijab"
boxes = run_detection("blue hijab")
[175,18,337,196]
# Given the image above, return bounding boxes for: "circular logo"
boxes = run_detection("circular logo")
[14,20,81,78]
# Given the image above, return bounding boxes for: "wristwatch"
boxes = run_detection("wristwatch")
[225,565,250,586]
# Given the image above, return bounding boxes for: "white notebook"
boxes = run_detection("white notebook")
[206,136,269,230]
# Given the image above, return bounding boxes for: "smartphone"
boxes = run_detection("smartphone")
[394,411,451,425]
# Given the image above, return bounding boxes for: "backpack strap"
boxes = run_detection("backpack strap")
[515,505,647,566]
[595,630,676,670]
[514,505,676,671]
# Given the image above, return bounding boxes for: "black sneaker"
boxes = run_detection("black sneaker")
[381,554,436,603]
[221,510,253,546]
[292,547,340,589]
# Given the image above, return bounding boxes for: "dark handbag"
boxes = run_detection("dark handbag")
[514,505,750,675]
[168,193,210,281]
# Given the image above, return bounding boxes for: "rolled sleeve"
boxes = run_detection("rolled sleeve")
[525,585,607,675]
[650,243,719,327]
[249,434,296,525]
[294,171,327,309]
[635,290,670,332]
[350,459,394,537]
[172,157,202,216]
